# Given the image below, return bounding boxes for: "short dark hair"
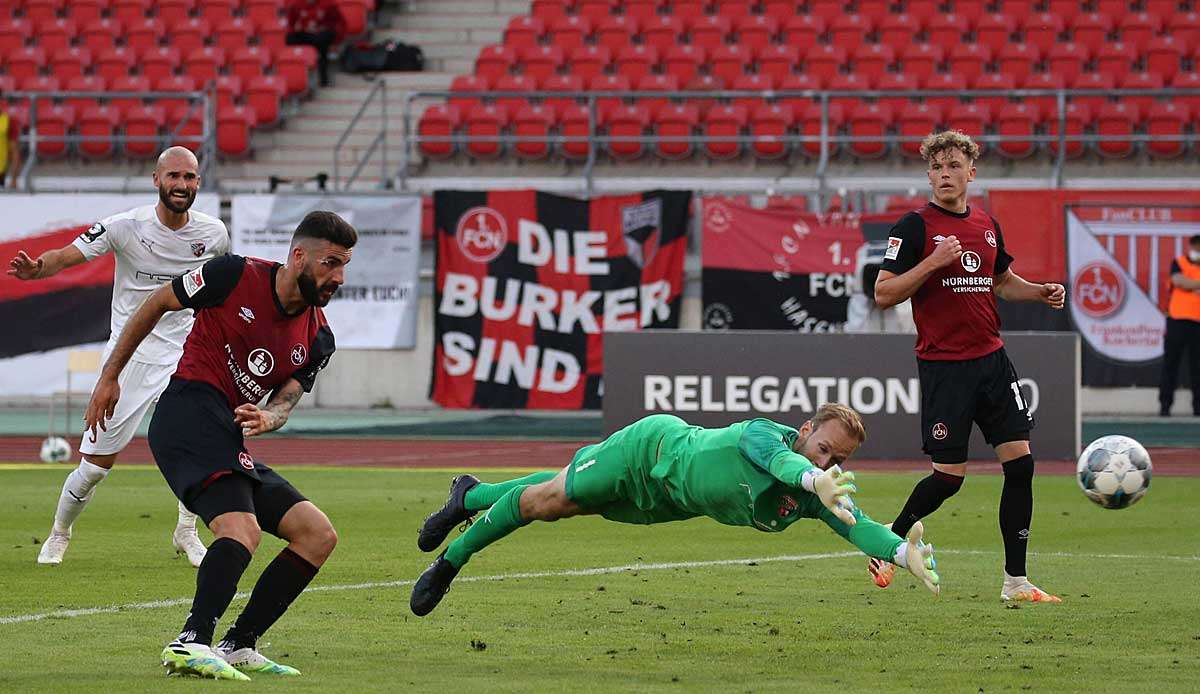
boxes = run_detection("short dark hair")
[292,210,357,249]
[1190,234,1200,246]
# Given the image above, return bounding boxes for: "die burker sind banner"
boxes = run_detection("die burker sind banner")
[431,190,691,409]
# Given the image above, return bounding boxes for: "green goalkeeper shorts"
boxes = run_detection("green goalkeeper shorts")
[565,414,696,526]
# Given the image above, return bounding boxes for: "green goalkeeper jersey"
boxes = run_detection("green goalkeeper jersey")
[648,417,903,561]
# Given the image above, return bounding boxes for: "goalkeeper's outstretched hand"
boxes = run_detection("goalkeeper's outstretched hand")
[902,521,940,595]
[814,465,857,526]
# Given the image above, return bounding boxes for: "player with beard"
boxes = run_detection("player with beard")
[84,210,355,679]
[8,146,228,567]
[409,404,942,616]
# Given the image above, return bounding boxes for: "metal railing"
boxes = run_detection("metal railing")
[333,78,390,191]
[6,89,217,191]
[400,87,1200,194]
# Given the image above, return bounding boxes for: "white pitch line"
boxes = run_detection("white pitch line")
[3,548,1197,627]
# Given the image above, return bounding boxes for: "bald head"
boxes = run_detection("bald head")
[153,147,200,216]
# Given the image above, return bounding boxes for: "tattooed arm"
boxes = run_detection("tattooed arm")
[234,378,305,437]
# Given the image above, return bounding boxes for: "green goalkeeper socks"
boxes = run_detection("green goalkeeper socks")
[463,472,557,511]
[445,485,531,568]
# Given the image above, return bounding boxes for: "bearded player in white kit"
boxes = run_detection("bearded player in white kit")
[7,147,230,567]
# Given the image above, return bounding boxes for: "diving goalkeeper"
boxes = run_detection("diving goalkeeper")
[410,403,941,616]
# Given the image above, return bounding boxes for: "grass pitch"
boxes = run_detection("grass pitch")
[0,465,1197,693]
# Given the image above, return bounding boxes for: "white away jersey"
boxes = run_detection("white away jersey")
[72,204,230,365]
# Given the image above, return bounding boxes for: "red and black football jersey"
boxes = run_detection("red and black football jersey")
[879,203,1014,361]
[170,255,335,407]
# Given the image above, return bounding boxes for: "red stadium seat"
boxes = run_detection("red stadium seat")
[153,74,198,122]
[635,74,678,118]
[1119,72,1165,115]
[531,0,571,21]
[111,0,152,25]
[1045,0,1083,23]
[781,15,824,53]
[124,17,165,54]
[1095,102,1139,157]
[975,13,1016,55]
[777,73,823,114]
[109,74,152,118]
[876,73,920,114]
[213,74,244,109]
[567,44,611,81]
[712,0,752,18]
[702,104,747,160]
[475,44,516,84]
[96,46,136,85]
[594,16,636,53]
[641,16,683,55]
[897,102,942,158]
[1071,72,1115,113]
[589,74,631,122]
[245,0,286,25]
[18,73,59,93]
[50,46,91,82]
[857,0,891,23]
[1022,72,1064,115]
[504,15,545,47]
[614,45,657,83]
[848,102,892,158]
[541,74,582,114]
[905,0,940,23]
[947,44,991,84]
[827,73,871,114]
[853,43,894,83]
[64,74,106,113]
[1021,13,1064,55]
[605,103,651,160]
[23,0,65,23]
[900,43,943,84]
[67,0,108,24]
[158,0,197,24]
[734,15,778,53]
[80,18,122,54]
[945,102,991,153]
[184,46,226,87]
[558,104,593,159]
[995,102,1039,158]
[78,103,120,158]
[168,17,210,55]
[167,110,205,153]
[140,45,181,84]
[578,0,617,23]
[664,45,705,85]
[123,104,165,157]
[1146,101,1190,159]
[512,103,555,160]
[548,15,591,52]
[1046,43,1090,84]
[1170,71,1200,116]
[5,46,45,83]
[829,14,872,51]
[878,13,920,55]
[0,18,32,55]
[246,73,286,125]
[276,45,317,96]
[417,104,460,159]
[996,43,1040,84]
[494,74,537,115]
[972,73,1016,115]
[654,102,699,159]
[761,0,799,24]
[807,0,842,24]
[1096,42,1139,82]
[923,73,968,113]
[927,13,970,46]
[198,0,239,24]
[230,46,272,86]
[214,17,254,54]
[34,104,74,158]
[757,44,800,85]
[689,15,731,52]
[1070,13,1113,54]
[256,16,290,52]
[338,0,372,35]
[1096,0,1131,16]
[668,0,707,20]
[449,74,489,113]
[798,101,845,157]
[732,73,774,111]
[804,45,847,84]
[215,104,257,156]
[520,44,564,82]
[996,0,1037,16]
[749,102,793,159]
[39,17,79,55]
[1150,0,1185,20]
[686,74,726,116]
[1117,12,1162,52]
[622,0,660,22]
[1046,103,1090,158]
[1145,37,1185,82]
[1166,11,1200,46]
[711,44,752,85]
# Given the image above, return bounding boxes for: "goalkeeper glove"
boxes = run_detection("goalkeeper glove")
[897,521,940,595]
[806,465,857,527]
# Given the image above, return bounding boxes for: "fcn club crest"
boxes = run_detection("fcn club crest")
[931,422,949,440]
[190,241,206,257]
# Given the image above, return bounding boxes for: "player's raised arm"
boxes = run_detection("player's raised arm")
[7,244,86,280]
[818,506,941,595]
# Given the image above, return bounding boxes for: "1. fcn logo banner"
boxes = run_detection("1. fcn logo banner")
[1067,205,1200,363]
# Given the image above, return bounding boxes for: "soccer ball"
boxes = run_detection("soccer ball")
[1076,435,1152,510]
[39,436,72,464]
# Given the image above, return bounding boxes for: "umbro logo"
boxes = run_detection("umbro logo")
[576,458,598,472]
[239,307,255,324]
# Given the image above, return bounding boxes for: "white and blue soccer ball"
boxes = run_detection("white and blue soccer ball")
[39,436,72,464]
[1076,435,1152,510]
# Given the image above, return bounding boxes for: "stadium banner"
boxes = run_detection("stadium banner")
[0,193,220,397]
[432,190,691,409]
[604,331,1080,460]
[231,194,422,349]
[700,197,898,331]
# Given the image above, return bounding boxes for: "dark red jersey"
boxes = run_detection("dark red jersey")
[879,203,1014,361]
[170,255,335,408]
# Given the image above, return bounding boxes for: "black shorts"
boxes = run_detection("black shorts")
[917,347,1034,464]
[148,378,307,536]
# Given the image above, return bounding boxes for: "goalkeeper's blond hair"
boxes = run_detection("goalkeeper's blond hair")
[809,403,866,444]
[920,130,980,163]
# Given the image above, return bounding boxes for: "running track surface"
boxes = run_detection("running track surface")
[1,436,1197,475]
